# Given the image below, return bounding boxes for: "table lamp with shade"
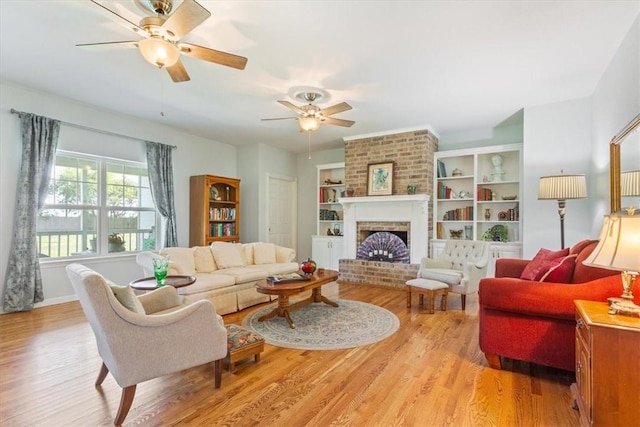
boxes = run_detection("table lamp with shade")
[583,213,640,317]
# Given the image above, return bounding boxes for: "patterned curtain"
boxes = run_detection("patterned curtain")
[2,113,60,312]
[145,141,178,247]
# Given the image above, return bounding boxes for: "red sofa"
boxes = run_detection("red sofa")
[478,239,638,372]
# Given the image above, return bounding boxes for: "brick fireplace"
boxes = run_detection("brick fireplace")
[336,127,438,288]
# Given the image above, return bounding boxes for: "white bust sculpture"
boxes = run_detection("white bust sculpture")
[491,154,505,181]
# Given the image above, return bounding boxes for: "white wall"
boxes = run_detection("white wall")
[237,143,297,244]
[590,13,640,231]
[521,15,639,258]
[522,98,592,257]
[0,83,238,307]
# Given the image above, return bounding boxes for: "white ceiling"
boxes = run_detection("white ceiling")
[1,1,638,153]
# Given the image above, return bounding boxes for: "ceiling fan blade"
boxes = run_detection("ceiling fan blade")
[261,117,298,121]
[162,0,211,41]
[179,42,247,70]
[76,41,139,50]
[89,0,146,36]
[277,100,305,115]
[320,102,352,117]
[323,117,355,127]
[166,60,190,82]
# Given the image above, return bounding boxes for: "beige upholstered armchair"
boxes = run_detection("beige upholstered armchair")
[65,263,227,426]
[418,240,490,310]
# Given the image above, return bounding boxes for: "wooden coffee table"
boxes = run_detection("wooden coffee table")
[255,269,339,329]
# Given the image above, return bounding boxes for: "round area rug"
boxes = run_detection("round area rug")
[242,299,400,350]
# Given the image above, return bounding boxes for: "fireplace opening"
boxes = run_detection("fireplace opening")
[356,231,410,263]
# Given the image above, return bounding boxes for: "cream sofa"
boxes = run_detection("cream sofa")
[136,242,298,315]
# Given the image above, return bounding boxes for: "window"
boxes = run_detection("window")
[37,151,159,258]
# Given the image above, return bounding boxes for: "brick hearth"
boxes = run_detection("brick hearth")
[338,259,419,289]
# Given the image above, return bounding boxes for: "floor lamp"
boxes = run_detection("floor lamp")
[538,173,587,249]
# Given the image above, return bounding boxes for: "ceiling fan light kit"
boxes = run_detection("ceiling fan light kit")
[299,116,320,132]
[80,0,248,82]
[264,90,355,131]
[138,37,180,68]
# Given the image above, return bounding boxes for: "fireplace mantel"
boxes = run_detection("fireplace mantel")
[338,194,430,205]
[338,194,431,264]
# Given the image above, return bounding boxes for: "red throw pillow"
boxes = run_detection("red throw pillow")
[535,254,578,283]
[520,247,570,280]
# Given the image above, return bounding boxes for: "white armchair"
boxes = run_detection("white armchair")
[65,263,228,426]
[418,240,490,310]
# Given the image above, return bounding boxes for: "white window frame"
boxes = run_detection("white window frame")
[38,150,161,259]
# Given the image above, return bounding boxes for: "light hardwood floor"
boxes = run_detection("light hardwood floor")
[0,282,581,427]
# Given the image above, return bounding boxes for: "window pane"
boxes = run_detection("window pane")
[47,156,98,206]
[106,162,153,208]
[108,210,157,252]
[37,209,98,257]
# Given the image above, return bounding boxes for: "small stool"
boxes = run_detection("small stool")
[405,278,449,314]
[225,324,265,373]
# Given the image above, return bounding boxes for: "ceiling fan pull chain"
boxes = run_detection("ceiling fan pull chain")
[160,70,165,117]
[308,130,312,160]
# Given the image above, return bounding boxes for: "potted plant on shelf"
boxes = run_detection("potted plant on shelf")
[108,233,126,252]
[481,225,509,243]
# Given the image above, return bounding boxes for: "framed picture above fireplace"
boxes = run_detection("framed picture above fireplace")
[367,162,394,196]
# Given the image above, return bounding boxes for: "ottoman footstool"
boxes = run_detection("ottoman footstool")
[225,324,265,373]
[405,278,449,314]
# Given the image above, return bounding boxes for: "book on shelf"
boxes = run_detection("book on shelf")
[477,187,493,201]
[442,206,474,221]
[437,160,447,178]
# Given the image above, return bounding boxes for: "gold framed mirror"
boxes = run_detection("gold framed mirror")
[609,113,640,213]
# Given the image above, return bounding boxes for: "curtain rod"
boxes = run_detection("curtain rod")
[10,108,177,150]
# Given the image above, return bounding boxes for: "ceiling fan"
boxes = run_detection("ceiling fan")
[77,0,248,83]
[263,92,355,132]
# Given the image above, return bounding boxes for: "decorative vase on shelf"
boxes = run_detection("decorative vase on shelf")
[484,208,491,221]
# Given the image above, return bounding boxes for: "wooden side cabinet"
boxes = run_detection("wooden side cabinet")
[571,300,640,427]
[190,175,240,246]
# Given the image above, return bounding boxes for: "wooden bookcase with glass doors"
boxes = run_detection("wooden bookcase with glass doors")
[189,174,240,246]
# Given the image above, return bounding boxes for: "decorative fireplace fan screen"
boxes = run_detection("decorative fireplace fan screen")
[356,232,410,264]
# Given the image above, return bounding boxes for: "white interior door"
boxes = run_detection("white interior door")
[267,175,297,249]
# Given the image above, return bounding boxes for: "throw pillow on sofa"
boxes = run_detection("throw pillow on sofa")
[211,241,247,268]
[253,243,277,265]
[193,246,217,273]
[160,247,197,276]
[520,247,570,280]
[535,254,578,283]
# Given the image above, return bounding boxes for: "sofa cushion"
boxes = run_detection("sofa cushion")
[242,244,254,265]
[211,242,247,269]
[536,254,578,283]
[275,245,296,263]
[177,273,235,295]
[572,240,618,283]
[246,262,300,276]
[253,243,277,265]
[419,268,462,285]
[193,246,217,273]
[109,282,145,314]
[213,268,268,284]
[160,247,197,276]
[520,247,570,281]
